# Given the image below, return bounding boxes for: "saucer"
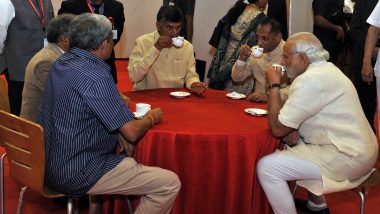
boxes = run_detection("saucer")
[226,92,246,99]
[133,112,146,119]
[244,108,268,116]
[170,91,191,98]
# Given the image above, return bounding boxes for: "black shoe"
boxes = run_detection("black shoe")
[294,198,330,214]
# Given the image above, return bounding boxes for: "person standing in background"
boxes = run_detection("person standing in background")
[267,0,288,40]
[0,0,15,109]
[58,0,125,84]
[362,1,380,134]
[3,0,54,116]
[163,0,195,42]
[0,0,14,55]
[312,0,345,64]
[348,0,378,132]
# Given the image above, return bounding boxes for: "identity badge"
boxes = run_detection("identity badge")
[43,38,48,48]
[112,29,118,40]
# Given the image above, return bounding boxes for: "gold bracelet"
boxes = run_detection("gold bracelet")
[147,114,155,126]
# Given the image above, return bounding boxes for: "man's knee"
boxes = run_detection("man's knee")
[161,169,181,194]
[257,155,274,181]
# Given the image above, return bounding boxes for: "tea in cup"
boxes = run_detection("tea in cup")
[251,46,264,58]
[172,36,184,47]
[135,103,151,116]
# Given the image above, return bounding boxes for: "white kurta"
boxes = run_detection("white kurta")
[278,61,378,195]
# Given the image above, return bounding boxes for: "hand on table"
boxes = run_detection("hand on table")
[246,91,267,103]
[190,82,207,95]
[146,108,163,125]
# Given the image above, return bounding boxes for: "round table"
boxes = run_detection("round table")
[105,88,279,214]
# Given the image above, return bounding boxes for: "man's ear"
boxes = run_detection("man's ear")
[275,32,282,42]
[101,39,109,51]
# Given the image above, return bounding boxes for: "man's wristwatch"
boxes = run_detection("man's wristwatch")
[268,83,281,89]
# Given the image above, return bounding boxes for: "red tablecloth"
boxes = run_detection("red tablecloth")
[106,88,279,214]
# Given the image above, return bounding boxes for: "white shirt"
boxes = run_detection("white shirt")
[0,0,15,54]
[367,1,380,76]
[279,61,378,194]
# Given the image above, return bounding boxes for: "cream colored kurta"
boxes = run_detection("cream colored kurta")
[278,61,378,195]
[231,40,285,95]
[128,31,200,91]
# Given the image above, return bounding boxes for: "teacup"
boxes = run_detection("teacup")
[251,46,264,58]
[272,63,286,76]
[136,103,151,116]
[172,36,184,47]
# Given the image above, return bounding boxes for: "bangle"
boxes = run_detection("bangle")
[147,114,155,126]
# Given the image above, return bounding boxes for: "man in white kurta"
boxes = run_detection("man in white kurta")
[362,1,380,134]
[128,5,206,94]
[231,18,285,102]
[257,32,378,214]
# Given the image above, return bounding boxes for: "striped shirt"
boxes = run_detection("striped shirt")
[39,47,134,196]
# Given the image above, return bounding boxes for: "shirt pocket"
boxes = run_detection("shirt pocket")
[172,58,187,79]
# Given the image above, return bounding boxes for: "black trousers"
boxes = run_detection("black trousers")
[4,69,23,116]
[353,66,377,132]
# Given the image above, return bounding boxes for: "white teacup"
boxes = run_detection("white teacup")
[251,46,264,58]
[135,103,151,116]
[172,36,184,47]
[272,63,286,76]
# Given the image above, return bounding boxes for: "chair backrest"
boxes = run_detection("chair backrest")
[0,78,10,112]
[0,110,54,197]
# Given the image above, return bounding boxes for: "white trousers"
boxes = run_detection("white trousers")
[257,152,322,214]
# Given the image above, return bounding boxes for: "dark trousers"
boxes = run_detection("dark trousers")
[4,69,23,116]
[353,66,377,132]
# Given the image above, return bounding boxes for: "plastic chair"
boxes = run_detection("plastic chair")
[292,169,380,214]
[0,110,78,214]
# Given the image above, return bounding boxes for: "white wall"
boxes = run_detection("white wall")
[289,0,313,35]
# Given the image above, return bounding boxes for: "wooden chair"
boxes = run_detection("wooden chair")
[0,78,10,112]
[0,110,78,214]
[292,169,380,214]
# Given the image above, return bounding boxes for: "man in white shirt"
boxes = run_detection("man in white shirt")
[231,18,285,102]
[0,0,15,72]
[362,1,380,134]
[0,0,14,54]
[258,32,378,214]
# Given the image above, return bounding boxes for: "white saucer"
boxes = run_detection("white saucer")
[170,91,191,98]
[133,112,146,119]
[244,108,268,116]
[226,92,246,99]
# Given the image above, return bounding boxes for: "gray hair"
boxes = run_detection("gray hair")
[287,32,329,63]
[68,13,113,51]
[47,14,75,43]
